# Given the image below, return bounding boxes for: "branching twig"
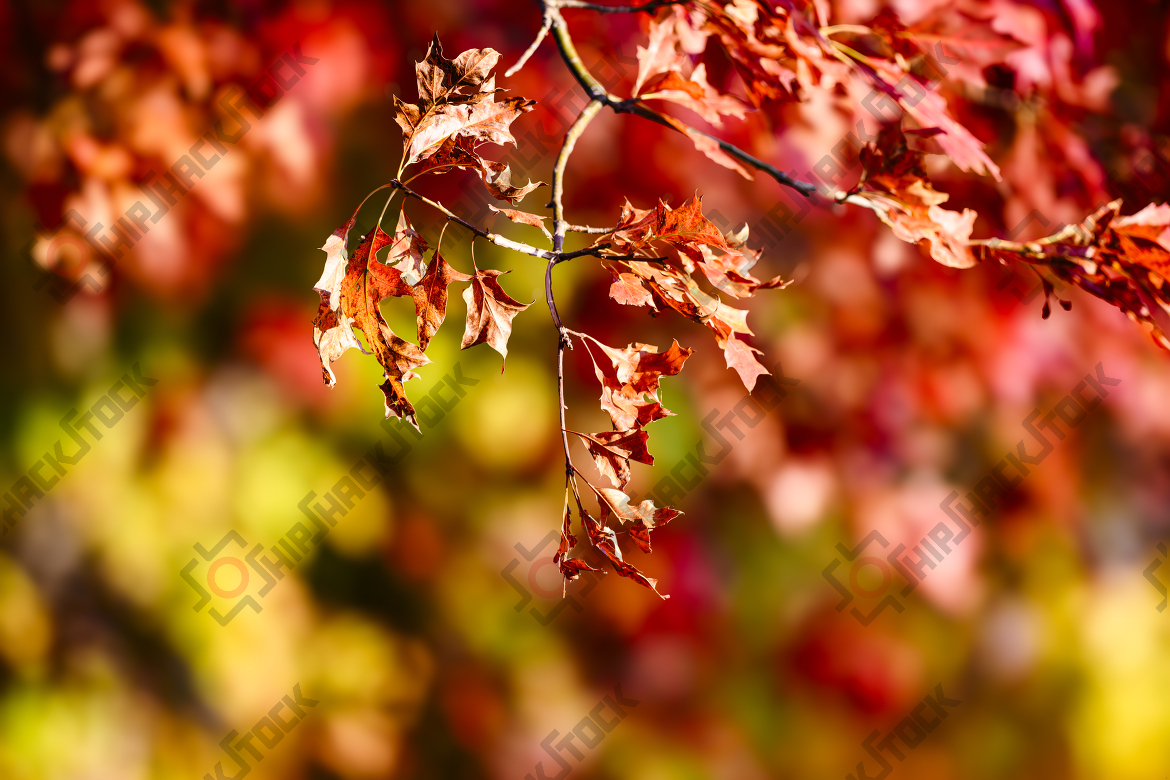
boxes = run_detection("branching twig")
[390,179,558,260]
[505,13,553,77]
[543,3,819,197]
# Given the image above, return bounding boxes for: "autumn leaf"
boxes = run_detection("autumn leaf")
[314,203,362,312]
[404,96,537,166]
[604,261,657,309]
[588,196,782,390]
[461,260,532,368]
[554,489,601,582]
[848,125,980,269]
[488,205,551,240]
[313,223,430,428]
[574,332,692,431]
[633,6,698,94]
[409,248,471,351]
[394,34,538,186]
[479,159,545,205]
[568,428,654,489]
[311,293,363,387]
[419,135,545,205]
[414,33,500,110]
[639,65,749,126]
[580,505,669,598]
[719,333,770,391]
[869,7,1026,89]
[976,200,1170,350]
[596,485,680,527]
[381,206,429,285]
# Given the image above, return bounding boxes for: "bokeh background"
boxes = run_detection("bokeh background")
[3,0,1170,778]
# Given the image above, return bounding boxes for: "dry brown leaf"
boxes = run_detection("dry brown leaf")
[461,261,532,368]
[568,428,654,489]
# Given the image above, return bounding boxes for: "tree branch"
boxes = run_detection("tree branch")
[551,101,604,252]
[544,4,819,197]
[546,99,604,479]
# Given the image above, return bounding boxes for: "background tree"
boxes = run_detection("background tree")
[4,1,1170,778]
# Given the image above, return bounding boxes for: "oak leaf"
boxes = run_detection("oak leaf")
[568,428,654,489]
[409,249,471,351]
[487,208,551,245]
[554,491,601,582]
[639,65,749,126]
[313,218,429,428]
[461,261,532,368]
[394,34,541,203]
[580,505,669,598]
[849,126,979,269]
[576,333,692,431]
[978,200,1170,350]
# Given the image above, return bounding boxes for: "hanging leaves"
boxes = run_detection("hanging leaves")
[312,211,430,428]
[393,35,543,204]
[844,125,979,269]
[975,201,1170,350]
[591,196,779,390]
[580,504,670,598]
[310,2,1170,604]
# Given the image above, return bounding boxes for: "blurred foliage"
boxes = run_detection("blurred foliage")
[3,0,1170,779]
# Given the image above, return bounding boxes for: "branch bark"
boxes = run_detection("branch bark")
[546,99,604,478]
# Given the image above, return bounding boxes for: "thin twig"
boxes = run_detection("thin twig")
[546,100,604,479]
[567,223,618,234]
[390,179,557,260]
[559,244,611,260]
[551,100,605,252]
[505,13,553,78]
